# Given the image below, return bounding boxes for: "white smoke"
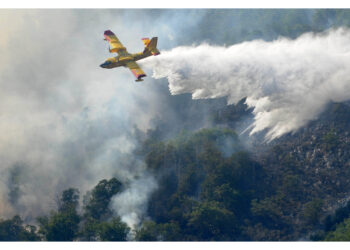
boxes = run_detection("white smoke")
[111,172,158,229]
[142,28,350,141]
[0,9,208,230]
[0,9,164,224]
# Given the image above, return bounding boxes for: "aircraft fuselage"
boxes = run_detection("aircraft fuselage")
[100,51,150,69]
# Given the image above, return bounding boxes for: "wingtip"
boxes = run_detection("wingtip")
[104,30,115,36]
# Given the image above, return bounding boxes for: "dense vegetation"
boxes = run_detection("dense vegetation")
[2,100,350,241]
[0,178,130,241]
[136,102,350,241]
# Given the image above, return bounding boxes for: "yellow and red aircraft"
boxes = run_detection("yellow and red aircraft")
[100,30,160,82]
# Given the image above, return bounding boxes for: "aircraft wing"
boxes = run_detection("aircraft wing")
[104,30,127,55]
[126,61,146,81]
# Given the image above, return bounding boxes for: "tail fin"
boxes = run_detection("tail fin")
[142,37,160,56]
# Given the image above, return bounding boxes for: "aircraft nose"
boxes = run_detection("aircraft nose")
[100,61,111,68]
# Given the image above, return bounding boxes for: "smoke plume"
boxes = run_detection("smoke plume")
[0,9,210,230]
[142,28,350,140]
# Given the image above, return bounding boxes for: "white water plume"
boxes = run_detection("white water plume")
[142,28,350,140]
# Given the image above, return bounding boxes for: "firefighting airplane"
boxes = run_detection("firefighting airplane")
[100,30,160,82]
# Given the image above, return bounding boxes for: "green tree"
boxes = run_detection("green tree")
[78,217,100,241]
[97,217,130,241]
[83,178,122,220]
[37,188,80,241]
[135,220,159,241]
[157,222,183,241]
[135,220,183,241]
[325,218,350,241]
[251,197,288,230]
[187,201,237,240]
[0,215,40,241]
[79,178,125,241]
[59,188,80,212]
[303,199,324,225]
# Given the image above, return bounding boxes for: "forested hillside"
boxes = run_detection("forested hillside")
[2,100,350,241]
